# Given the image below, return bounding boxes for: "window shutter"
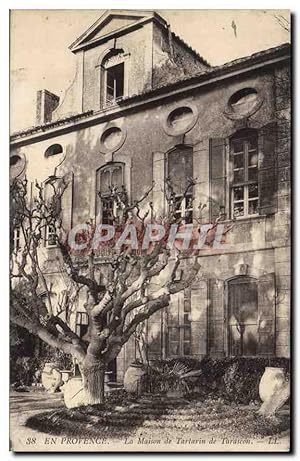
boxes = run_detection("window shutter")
[61,172,74,233]
[190,280,208,357]
[209,138,226,222]
[147,310,163,359]
[152,152,165,217]
[259,122,277,215]
[258,272,276,355]
[208,278,225,355]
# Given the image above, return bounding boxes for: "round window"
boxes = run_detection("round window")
[10,155,21,167]
[168,107,193,130]
[10,153,26,179]
[45,144,63,158]
[163,104,198,136]
[227,88,261,118]
[100,126,126,154]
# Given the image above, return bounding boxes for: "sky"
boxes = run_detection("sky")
[10,9,290,132]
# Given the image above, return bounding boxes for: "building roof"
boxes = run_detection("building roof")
[10,42,290,142]
[120,42,290,103]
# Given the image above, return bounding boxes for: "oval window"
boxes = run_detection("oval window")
[168,107,194,131]
[10,155,21,167]
[164,104,198,136]
[229,88,259,115]
[10,153,25,179]
[101,126,123,151]
[45,144,63,158]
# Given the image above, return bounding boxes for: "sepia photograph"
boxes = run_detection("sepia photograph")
[9,8,291,452]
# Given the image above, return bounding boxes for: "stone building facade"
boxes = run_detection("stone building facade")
[10,10,291,381]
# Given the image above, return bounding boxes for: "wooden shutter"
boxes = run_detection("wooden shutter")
[258,272,276,355]
[208,278,225,356]
[61,172,74,232]
[259,122,277,215]
[147,310,163,359]
[152,151,165,217]
[190,280,208,357]
[209,138,226,222]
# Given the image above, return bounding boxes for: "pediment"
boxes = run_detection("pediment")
[69,10,161,52]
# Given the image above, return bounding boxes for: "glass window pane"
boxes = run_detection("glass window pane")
[229,280,258,323]
[168,297,179,325]
[228,279,258,356]
[174,196,183,211]
[183,314,190,324]
[184,210,193,224]
[169,327,180,342]
[232,139,244,153]
[185,195,193,210]
[243,324,258,356]
[248,166,258,182]
[169,342,180,356]
[184,300,191,313]
[233,202,244,217]
[111,165,123,188]
[248,184,258,199]
[248,151,258,167]
[183,342,191,355]
[107,70,114,88]
[234,169,244,183]
[248,137,258,151]
[168,147,193,195]
[234,153,244,169]
[100,169,111,193]
[248,199,258,215]
[233,186,244,201]
[102,199,114,224]
[115,63,124,98]
[183,326,191,341]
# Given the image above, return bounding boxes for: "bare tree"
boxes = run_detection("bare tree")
[10,171,227,405]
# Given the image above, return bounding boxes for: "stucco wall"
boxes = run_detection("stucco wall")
[11,60,291,380]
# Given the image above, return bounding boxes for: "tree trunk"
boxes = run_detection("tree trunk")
[81,360,106,405]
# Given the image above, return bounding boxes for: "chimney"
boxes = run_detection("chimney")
[36,89,60,125]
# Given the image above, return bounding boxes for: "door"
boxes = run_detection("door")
[228,277,258,356]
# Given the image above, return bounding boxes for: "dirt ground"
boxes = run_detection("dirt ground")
[10,390,290,453]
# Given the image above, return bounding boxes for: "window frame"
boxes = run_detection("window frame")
[75,312,89,339]
[167,288,192,357]
[96,162,125,224]
[13,227,21,252]
[166,145,194,224]
[226,276,259,357]
[104,62,124,105]
[45,223,57,248]
[230,132,259,219]
[101,52,127,109]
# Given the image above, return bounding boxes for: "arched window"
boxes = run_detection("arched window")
[101,50,125,108]
[228,277,258,356]
[45,144,63,158]
[96,162,124,224]
[230,130,258,218]
[167,146,193,223]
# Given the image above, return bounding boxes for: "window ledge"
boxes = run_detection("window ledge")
[221,214,267,225]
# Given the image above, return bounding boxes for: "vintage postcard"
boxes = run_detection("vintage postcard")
[10,9,291,452]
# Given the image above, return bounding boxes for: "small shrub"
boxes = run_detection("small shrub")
[145,358,201,395]
[144,356,290,404]
[198,356,290,404]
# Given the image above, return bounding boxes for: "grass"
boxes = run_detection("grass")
[25,391,290,441]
